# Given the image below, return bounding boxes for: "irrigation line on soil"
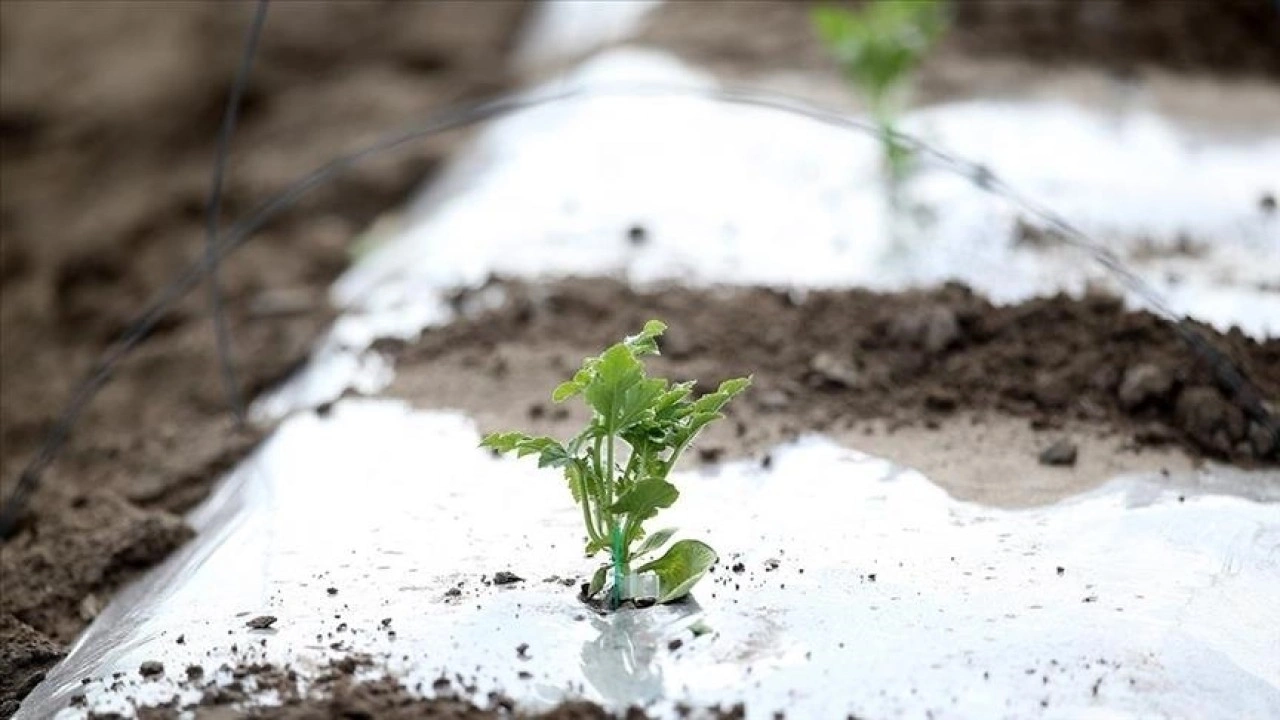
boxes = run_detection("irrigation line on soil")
[1,83,1275,539]
[205,0,270,427]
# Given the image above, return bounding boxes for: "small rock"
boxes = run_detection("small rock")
[78,594,101,622]
[326,587,338,596]
[245,615,277,630]
[730,562,746,574]
[667,638,684,651]
[493,571,524,586]
[1176,386,1245,454]
[810,352,860,388]
[1248,421,1277,458]
[516,643,530,659]
[1039,438,1078,467]
[1117,364,1173,411]
[139,661,164,678]
[186,665,204,681]
[889,306,961,353]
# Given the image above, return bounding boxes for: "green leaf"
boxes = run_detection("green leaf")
[585,535,609,556]
[480,431,530,453]
[552,381,582,403]
[482,433,571,469]
[585,344,666,434]
[609,478,678,517]
[624,319,667,357]
[587,565,609,597]
[631,527,677,560]
[634,539,718,603]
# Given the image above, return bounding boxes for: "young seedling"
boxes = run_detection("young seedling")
[481,320,750,609]
[812,0,946,183]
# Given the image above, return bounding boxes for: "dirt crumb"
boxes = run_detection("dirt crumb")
[245,615,278,630]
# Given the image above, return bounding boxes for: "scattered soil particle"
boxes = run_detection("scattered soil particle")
[245,615,278,630]
[390,279,1278,466]
[515,643,531,660]
[326,587,338,596]
[626,225,649,246]
[1261,193,1278,215]
[1038,439,1079,467]
[493,571,525,586]
[698,446,725,463]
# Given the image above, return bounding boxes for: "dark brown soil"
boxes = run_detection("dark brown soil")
[387,277,1278,466]
[0,1,525,714]
[637,0,1280,80]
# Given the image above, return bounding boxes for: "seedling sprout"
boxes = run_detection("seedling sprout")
[481,320,750,608]
[812,0,946,183]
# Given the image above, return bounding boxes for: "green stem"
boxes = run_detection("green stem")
[607,434,626,607]
[580,491,601,544]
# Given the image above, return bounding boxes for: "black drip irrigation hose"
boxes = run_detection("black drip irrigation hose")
[205,0,270,427]
[0,83,1275,539]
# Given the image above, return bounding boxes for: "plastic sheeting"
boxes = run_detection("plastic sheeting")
[19,401,1280,718]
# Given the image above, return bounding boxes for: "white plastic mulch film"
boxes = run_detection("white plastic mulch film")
[18,39,1280,720]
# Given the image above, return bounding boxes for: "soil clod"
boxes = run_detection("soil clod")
[138,661,164,679]
[1117,364,1175,411]
[245,615,277,630]
[493,571,524,586]
[1038,439,1079,467]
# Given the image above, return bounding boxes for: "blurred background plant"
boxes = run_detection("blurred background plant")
[811,0,947,184]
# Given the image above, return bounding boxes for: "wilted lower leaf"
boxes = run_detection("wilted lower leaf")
[634,539,718,603]
[588,565,609,597]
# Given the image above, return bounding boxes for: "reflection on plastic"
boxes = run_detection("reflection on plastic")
[20,400,1280,719]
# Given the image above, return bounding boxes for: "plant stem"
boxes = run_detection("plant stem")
[607,433,625,607]
[580,492,601,544]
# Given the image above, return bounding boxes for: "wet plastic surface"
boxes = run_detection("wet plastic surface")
[20,401,1280,719]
